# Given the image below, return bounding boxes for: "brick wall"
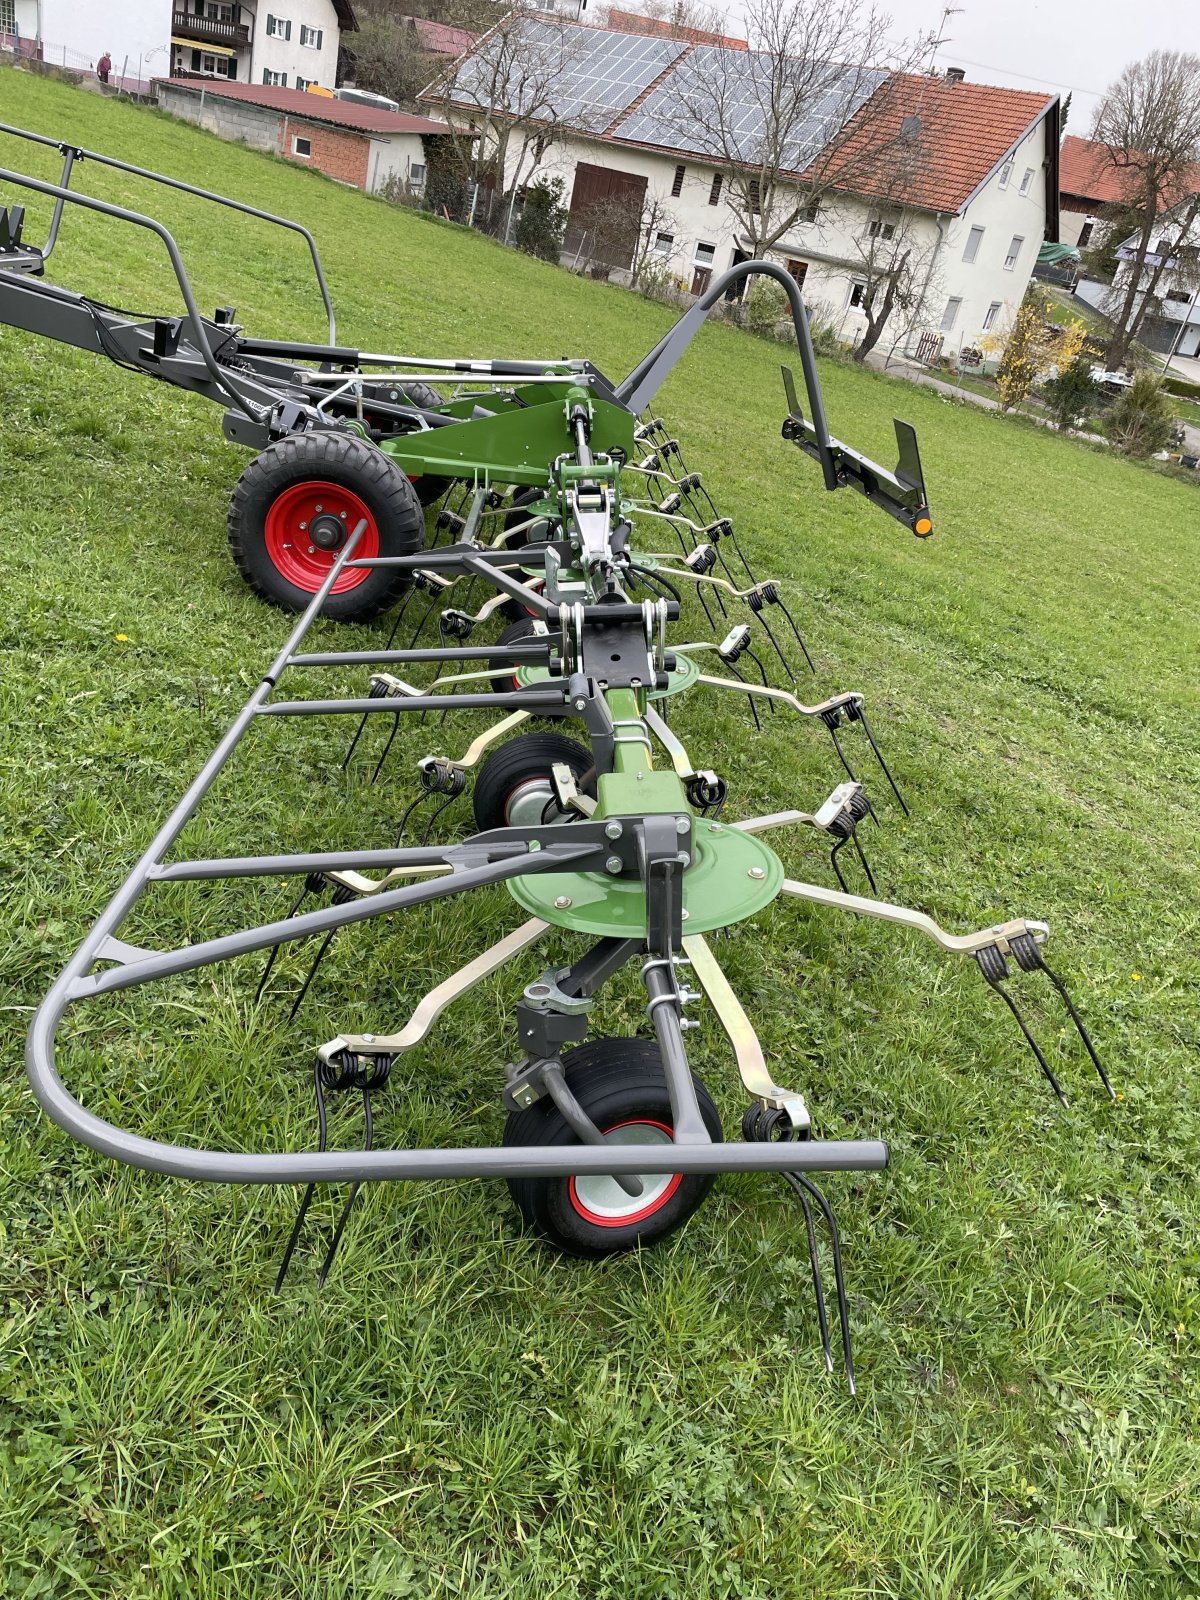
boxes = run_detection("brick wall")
[280,116,369,189]
[156,84,370,190]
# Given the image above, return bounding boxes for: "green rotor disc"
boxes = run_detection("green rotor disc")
[507,822,784,937]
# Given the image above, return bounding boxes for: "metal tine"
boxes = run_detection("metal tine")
[370,709,404,784]
[851,706,909,817]
[418,788,465,846]
[976,949,1069,1108]
[824,722,879,827]
[724,660,763,732]
[288,926,340,1022]
[754,607,797,685]
[406,592,441,650]
[781,1172,856,1393]
[830,836,852,895]
[849,830,879,896]
[255,876,318,1003]
[316,1086,373,1287]
[394,787,434,846]
[788,1171,835,1373]
[768,590,816,672]
[273,1059,329,1294]
[743,646,776,707]
[1011,935,1116,1100]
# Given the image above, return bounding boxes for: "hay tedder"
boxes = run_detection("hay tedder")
[6,124,1113,1386]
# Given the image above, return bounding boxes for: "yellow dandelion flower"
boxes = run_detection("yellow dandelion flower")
[115,633,130,643]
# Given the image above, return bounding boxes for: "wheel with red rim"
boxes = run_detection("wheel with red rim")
[228,432,424,622]
[471,732,595,832]
[504,1038,723,1259]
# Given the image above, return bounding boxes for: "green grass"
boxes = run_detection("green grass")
[2,68,1199,1599]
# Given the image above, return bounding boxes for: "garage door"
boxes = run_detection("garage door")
[564,161,649,269]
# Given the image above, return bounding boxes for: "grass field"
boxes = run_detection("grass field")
[2,69,1199,1599]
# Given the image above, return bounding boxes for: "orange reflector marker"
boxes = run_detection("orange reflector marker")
[914,514,933,538]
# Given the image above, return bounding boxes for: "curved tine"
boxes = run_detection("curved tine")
[693,574,717,631]
[756,610,797,685]
[255,879,315,1002]
[788,1173,857,1395]
[980,971,1069,1108]
[780,1170,834,1373]
[317,1086,373,1288]
[854,708,909,817]
[830,836,852,895]
[826,724,878,828]
[850,831,879,896]
[341,707,373,770]
[1034,953,1116,1100]
[774,594,815,672]
[370,712,404,786]
[722,660,762,731]
[394,788,431,847]
[407,594,440,650]
[418,789,464,846]
[273,1062,329,1294]
[743,647,775,700]
[288,927,339,1023]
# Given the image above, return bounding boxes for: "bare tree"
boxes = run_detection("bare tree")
[424,6,587,231]
[845,212,942,362]
[572,190,680,283]
[1091,50,1200,365]
[665,0,935,257]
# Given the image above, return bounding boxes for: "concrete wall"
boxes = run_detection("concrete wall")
[157,82,370,188]
[503,109,1049,357]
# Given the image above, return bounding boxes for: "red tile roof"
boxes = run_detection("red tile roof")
[1060,133,1200,209]
[824,73,1055,213]
[158,78,448,137]
[406,15,476,57]
[606,8,747,50]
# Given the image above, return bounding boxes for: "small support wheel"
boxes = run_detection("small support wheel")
[504,1038,723,1258]
[488,616,545,691]
[472,732,594,830]
[228,432,425,621]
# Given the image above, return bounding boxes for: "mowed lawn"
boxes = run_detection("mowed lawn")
[1,69,1198,1600]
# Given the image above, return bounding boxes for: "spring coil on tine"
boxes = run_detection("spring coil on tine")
[319,1049,394,1094]
[420,759,469,798]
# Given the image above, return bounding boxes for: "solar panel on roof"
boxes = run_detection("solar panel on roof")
[448,23,686,132]
[616,49,887,171]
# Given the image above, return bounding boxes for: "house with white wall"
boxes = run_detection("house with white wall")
[1075,198,1200,359]
[5,0,354,92]
[429,19,1061,359]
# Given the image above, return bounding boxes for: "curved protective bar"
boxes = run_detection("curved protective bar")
[0,119,337,342]
[0,163,264,423]
[617,259,835,484]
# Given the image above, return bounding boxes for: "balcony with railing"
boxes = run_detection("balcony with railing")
[171,10,251,48]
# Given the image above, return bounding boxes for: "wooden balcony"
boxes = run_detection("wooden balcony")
[171,10,250,48]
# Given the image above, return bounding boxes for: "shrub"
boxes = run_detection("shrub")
[746,278,790,337]
[1105,371,1178,457]
[515,177,567,263]
[1041,355,1100,430]
[1163,374,1200,401]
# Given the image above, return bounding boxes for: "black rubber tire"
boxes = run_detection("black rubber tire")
[504,1038,723,1259]
[228,432,425,622]
[472,731,594,831]
[488,616,545,691]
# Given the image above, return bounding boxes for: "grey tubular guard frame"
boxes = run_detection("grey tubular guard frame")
[26,526,889,1188]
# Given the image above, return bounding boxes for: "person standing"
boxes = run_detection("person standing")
[97,51,112,84]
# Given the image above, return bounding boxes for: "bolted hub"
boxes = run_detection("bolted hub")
[309,513,348,552]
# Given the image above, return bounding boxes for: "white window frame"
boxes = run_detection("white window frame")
[300,24,323,49]
[266,14,292,41]
[1019,167,1035,195]
[962,225,985,264]
[652,231,675,256]
[1004,235,1024,271]
[292,134,311,158]
[295,75,311,91]
[982,301,1002,331]
[940,297,963,332]
[262,68,287,86]
[998,158,1014,191]
[846,279,869,311]
[0,0,18,26]
[693,241,716,267]
[867,215,897,241]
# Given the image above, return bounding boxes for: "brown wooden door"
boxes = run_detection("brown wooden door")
[564,162,649,269]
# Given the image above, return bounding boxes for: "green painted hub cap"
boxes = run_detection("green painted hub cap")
[507,823,784,936]
[515,650,699,700]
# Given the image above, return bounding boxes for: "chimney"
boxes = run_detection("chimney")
[945,66,966,84]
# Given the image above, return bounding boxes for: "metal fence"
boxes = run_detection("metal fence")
[0,33,154,96]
